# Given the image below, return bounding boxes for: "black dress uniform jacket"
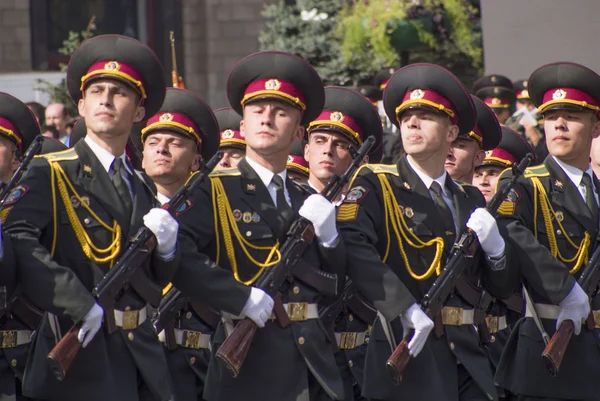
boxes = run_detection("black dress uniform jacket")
[3,140,180,401]
[338,155,517,401]
[495,156,600,400]
[172,158,345,401]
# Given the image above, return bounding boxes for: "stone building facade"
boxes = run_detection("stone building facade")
[0,0,275,108]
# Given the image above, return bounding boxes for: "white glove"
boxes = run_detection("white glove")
[466,208,505,258]
[241,287,274,328]
[78,303,104,348]
[400,303,434,357]
[143,208,178,257]
[557,282,590,335]
[299,194,338,245]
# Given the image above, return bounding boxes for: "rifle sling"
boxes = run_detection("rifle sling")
[11,295,43,330]
[129,269,163,307]
[345,292,377,324]
[500,293,524,314]
[454,278,488,324]
[289,258,338,296]
[188,301,220,330]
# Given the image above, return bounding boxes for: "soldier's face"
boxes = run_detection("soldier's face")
[241,100,303,160]
[399,110,458,159]
[544,109,600,167]
[215,147,245,170]
[473,165,503,203]
[79,80,145,139]
[305,131,353,184]
[445,138,485,182]
[142,131,200,184]
[0,136,18,183]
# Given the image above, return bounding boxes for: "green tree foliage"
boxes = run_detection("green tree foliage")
[35,17,96,115]
[337,0,482,86]
[259,0,377,86]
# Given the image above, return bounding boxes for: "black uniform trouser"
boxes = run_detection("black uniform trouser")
[517,397,567,401]
[370,363,490,401]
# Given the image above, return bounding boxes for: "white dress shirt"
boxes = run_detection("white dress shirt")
[407,155,457,223]
[552,156,599,205]
[245,156,291,207]
[156,192,170,206]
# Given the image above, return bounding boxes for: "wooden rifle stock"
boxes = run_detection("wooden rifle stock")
[386,331,412,385]
[215,293,289,377]
[215,137,376,377]
[47,323,82,381]
[542,320,574,377]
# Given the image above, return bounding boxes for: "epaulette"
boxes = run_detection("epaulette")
[209,166,241,177]
[360,163,399,176]
[35,147,78,162]
[453,180,475,193]
[523,164,549,178]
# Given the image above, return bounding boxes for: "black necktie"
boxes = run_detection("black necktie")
[430,181,455,248]
[111,158,132,213]
[582,173,598,221]
[272,175,294,232]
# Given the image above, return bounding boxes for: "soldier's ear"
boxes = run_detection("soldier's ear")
[78,98,86,117]
[303,141,309,162]
[133,105,145,124]
[592,115,600,139]
[474,148,486,167]
[447,124,459,143]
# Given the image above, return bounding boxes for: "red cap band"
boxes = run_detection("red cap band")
[242,79,306,111]
[539,87,600,114]
[483,97,511,109]
[0,116,22,150]
[80,61,147,99]
[308,110,363,144]
[141,112,202,144]
[484,147,517,166]
[397,89,458,125]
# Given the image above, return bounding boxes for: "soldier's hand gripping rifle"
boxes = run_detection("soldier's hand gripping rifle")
[386,153,533,384]
[0,135,43,207]
[47,151,223,381]
[215,136,376,378]
[542,235,600,376]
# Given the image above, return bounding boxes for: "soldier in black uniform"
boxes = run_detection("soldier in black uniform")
[170,51,346,401]
[140,88,220,401]
[494,62,600,401]
[472,125,536,401]
[3,35,181,401]
[304,86,383,401]
[337,63,517,401]
[0,93,45,401]
[445,96,501,184]
[287,140,309,185]
[213,107,245,170]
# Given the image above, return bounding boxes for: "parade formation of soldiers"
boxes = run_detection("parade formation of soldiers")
[0,33,596,401]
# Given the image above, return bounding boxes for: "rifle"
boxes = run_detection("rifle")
[47,151,223,381]
[386,153,533,384]
[0,135,44,207]
[215,136,376,378]
[169,31,185,88]
[542,236,600,376]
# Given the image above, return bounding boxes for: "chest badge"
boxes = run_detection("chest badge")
[242,212,253,223]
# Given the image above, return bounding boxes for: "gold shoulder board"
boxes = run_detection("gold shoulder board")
[209,166,241,177]
[363,163,399,176]
[36,147,78,162]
